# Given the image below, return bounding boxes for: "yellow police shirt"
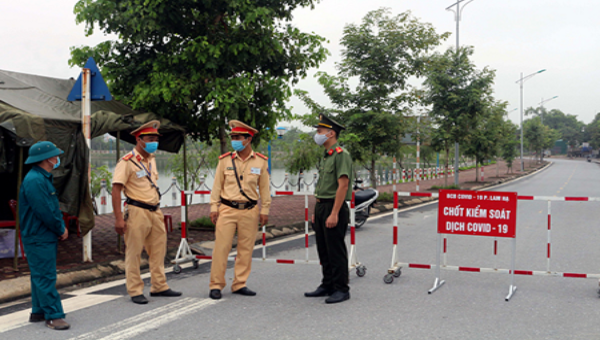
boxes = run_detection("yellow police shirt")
[113,151,160,205]
[210,151,271,215]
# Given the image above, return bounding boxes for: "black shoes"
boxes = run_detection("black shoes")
[150,289,182,297]
[209,289,222,300]
[133,290,181,304]
[210,287,256,299]
[131,295,149,304]
[29,313,45,323]
[325,291,350,304]
[232,287,257,296]
[304,286,334,297]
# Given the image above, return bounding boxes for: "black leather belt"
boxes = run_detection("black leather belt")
[316,198,335,203]
[221,197,257,210]
[126,198,159,212]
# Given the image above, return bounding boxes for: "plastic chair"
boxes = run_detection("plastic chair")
[7,199,26,259]
[164,214,173,233]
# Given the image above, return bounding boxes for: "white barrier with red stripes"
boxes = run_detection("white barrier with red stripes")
[257,191,319,265]
[260,191,366,277]
[385,191,600,301]
[396,263,600,279]
[347,192,366,276]
[171,190,214,272]
[172,190,366,277]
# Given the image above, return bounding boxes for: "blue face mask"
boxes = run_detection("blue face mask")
[50,157,60,170]
[231,140,247,152]
[144,142,159,153]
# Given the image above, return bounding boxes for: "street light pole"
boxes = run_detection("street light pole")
[538,96,558,124]
[447,0,476,186]
[516,69,546,172]
[520,72,524,172]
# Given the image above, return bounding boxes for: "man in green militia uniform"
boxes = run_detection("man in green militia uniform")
[305,114,353,304]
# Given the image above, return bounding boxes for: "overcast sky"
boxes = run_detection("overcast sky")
[2,0,599,127]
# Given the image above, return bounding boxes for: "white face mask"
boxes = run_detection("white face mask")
[313,131,330,146]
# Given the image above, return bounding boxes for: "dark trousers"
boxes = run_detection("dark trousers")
[313,200,349,293]
[23,241,65,320]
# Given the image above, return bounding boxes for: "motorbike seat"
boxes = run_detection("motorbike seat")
[355,189,377,206]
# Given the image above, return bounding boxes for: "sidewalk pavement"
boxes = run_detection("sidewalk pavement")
[0,161,547,303]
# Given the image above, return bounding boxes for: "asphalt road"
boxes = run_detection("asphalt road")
[2,158,600,339]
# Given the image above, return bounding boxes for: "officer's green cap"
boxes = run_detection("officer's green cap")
[25,141,64,164]
[313,114,345,134]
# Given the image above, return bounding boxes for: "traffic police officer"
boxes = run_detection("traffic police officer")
[20,141,70,330]
[209,120,271,300]
[305,114,353,304]
[112,120,182,304]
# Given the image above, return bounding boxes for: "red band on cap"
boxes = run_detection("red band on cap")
[231,127,254,136]
[135,127,159,138]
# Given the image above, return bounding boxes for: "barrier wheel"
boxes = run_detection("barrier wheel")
[356,266,366,277]
[393,269,401,278]
[173,264,182,274]
[193,260,200,269]
[383,274,394,284]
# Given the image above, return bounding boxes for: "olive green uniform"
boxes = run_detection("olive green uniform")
[313,142,353,293]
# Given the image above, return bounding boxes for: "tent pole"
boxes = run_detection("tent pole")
[183,137,188,240]
[116,131,122,254]
[82,68,93,262]
[13,147,23,271]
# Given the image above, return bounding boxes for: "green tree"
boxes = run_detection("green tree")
[424,46,495,186]
[70,0,328,153]
[462,101,507,181]
[297,8,449,188]
[528,108,583,148]
[585,113,600,149]
[541,125,561,162]
[524,117,559,163]
[282,133,322,189]
[167,139,220,190]
[500,121,519,173]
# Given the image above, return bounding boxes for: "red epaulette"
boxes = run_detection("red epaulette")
[256,152,268,160]
[122,153,133,161]
[336,147,343,154]
[328,149,334,156]
[219,152,232,160]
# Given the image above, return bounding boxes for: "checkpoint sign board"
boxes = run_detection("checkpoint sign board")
[438,190,518,238]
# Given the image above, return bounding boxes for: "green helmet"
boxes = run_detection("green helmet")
[25,141,64,165]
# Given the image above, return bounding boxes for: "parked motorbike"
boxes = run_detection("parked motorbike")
[353,179,379,228]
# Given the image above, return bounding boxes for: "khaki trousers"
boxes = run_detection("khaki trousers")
[124,205,169,297]
[210,205,259,291]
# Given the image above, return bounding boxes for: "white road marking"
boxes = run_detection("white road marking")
[0,231,308,333]
[0,294,121,334]
[67,297,218,340]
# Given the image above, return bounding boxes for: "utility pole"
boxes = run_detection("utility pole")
[446,0,476,185]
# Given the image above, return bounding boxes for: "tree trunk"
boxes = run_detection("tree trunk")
[444,148,449,187]
[371,156,377,189]
[496,158,499,178]
[475,157,479,183]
